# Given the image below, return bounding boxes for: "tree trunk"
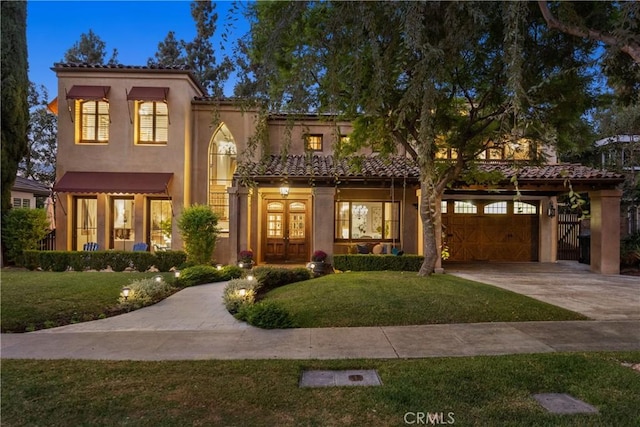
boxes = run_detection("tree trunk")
[418,179,440,276]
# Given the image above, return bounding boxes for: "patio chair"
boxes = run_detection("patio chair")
[133,242,149,251]
[83,242,99,251]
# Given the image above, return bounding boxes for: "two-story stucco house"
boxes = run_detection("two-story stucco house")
[51,63,625,274]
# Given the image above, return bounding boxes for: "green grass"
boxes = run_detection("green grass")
[0,270,174,332]
[264,271,588,327]
[2,352,639,426]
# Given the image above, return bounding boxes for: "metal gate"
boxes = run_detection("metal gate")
[557,206,580,260]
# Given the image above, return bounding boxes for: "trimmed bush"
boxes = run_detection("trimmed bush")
[333,254,424,271]
[154,251,187,272]
[106,252,130,272]
[217,265,244,281]
[19,250,187,273]
[223,279,259,314]
[39,251,70,272]
[252,266,312,295]
[129,252,156,272]
[118,277,175,311]
[177,265,222,287]
[68,252,88,272]
[239,301,295,329]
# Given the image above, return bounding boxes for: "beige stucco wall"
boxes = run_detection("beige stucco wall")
[54,69,202,251]
[590,189,622,274]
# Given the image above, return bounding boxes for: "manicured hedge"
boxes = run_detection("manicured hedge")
[252,266,312,295]
[333,254,424,271]
[22,250,187,273]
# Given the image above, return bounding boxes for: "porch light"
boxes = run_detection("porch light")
[122,286,131,300]
[279,185,290,198]
[547,201,556,218]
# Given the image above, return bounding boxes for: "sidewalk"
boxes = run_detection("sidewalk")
[2,265,639,361]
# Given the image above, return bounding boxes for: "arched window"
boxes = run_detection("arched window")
[208,124,237,233]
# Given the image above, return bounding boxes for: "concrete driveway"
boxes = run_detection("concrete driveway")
[446,261,640,320]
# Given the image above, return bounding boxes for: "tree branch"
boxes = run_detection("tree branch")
[537,0,640,63]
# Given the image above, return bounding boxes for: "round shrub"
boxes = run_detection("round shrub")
[118,277,175,310]
[242,301,295,329]
[223,279,259,314]
[177,265,222,287]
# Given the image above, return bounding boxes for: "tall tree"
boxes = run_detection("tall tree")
[183,1,232,96]
[241,1,597,275]
[1,1,29,215]
[63,29,118,64]
[148,1,232,96]
[538,1,639,104]
[19,83,58,187]
[148,31,186,67]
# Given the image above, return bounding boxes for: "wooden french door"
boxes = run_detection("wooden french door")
[263,199,309,263]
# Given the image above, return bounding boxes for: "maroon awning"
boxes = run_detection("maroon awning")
[54,172,173,194]
[65,85,110,100]
[127,86,169,102]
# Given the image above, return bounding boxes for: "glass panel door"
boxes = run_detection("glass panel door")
[75,197,97,250]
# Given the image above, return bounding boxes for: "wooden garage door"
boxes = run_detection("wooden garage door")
[442,200,539,262]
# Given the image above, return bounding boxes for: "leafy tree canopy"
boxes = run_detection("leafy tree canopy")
[63,29,118,64]
[149,1,233,96]
[240,1,599,274]
[19,83,57,187]
[538,1,639,104]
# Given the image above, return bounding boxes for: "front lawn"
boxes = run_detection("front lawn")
[2,352,639,426]
[264,271,587,327]
[0,270,174,332]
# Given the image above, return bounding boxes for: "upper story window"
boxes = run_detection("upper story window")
[435,138,540,161]
[305,134,323,151]
[137,101,168,144]
[79,100,110,143]
[127,86,170,145]
[66,85,111,144]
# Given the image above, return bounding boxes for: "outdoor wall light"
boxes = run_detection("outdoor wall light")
[279,185,290,198]
[122,286,131,300]
[547,201,556,218]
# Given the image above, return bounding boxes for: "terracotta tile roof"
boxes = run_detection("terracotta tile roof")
[478,162,625,181]
[239,154,625,183]
[239,154,419,179]
[52,62,192,71]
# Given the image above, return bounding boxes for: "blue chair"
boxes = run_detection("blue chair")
[83,242,99,251]
[133,242,149,251]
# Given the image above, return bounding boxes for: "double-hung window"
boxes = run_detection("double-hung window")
[137,101,168,144]
[79,100,110,142]
[127,87,170,145]
[66,85,111,144]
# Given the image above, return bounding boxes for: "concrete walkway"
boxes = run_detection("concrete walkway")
[1,262,639,361]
